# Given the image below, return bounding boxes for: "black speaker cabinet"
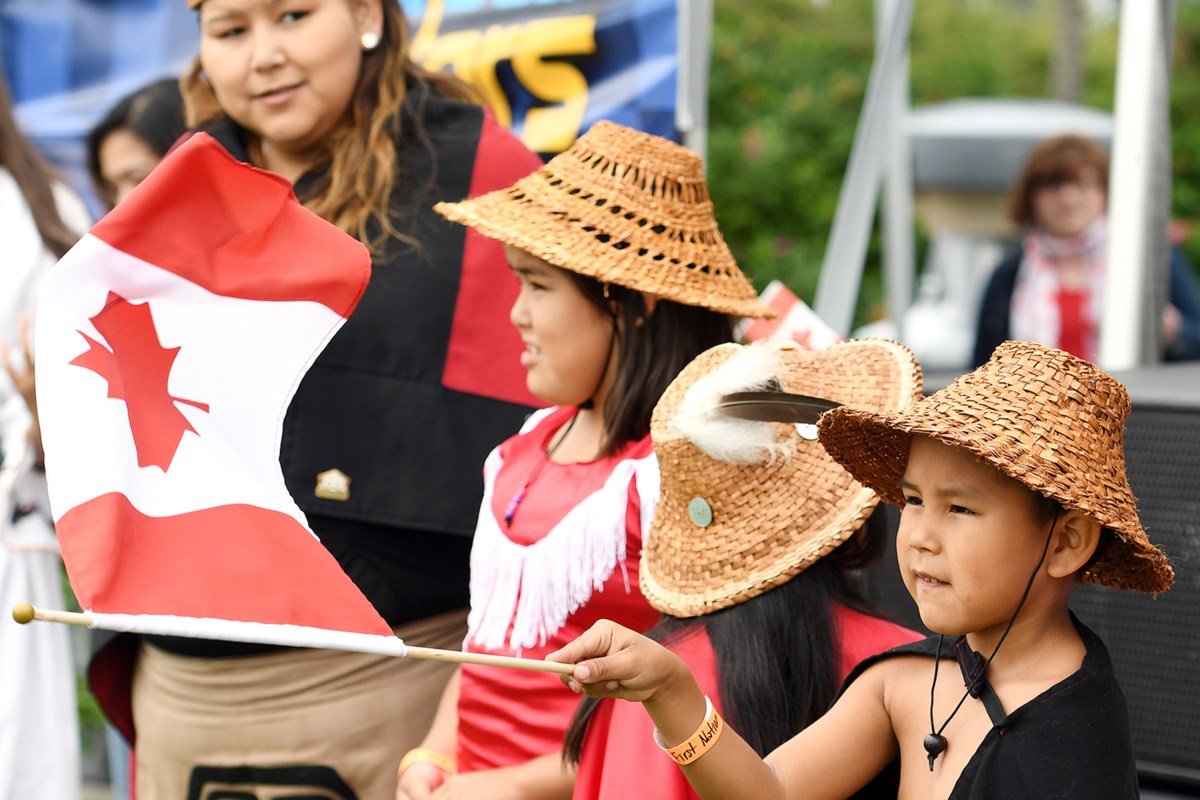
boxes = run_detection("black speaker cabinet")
[856,362,1200,792]
[1071,363,1200,788]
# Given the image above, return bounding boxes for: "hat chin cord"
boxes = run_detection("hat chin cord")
[922,508,1061,771]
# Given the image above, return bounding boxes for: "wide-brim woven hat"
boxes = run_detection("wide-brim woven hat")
[641,338,922,617]
[817,340,1173,594]
[435,120,772,319]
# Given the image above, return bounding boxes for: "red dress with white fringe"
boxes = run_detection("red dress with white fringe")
[455,406,661,772]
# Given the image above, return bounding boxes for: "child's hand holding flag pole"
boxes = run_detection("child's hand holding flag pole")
[11,132,571,676]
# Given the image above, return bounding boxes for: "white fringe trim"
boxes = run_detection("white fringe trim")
[466,425,658,654]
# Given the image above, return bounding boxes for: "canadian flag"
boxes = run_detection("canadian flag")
[35,133,393,642]
[735,280,842,351]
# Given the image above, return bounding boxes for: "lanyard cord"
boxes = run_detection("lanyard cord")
[924,508,1061,770]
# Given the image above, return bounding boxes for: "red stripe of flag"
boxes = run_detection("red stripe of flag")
[89,133,369,318]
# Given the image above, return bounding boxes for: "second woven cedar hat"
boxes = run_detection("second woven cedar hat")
[817,340,1174,594]
[641,337,922,617]
[435,120,772,319]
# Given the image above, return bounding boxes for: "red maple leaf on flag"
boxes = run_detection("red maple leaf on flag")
[70,291,210,471]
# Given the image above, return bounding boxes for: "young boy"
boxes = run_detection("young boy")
[548,340,1173,799]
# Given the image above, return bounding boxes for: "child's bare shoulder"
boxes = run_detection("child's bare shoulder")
[837,652,934,738]
[864,654,934,717]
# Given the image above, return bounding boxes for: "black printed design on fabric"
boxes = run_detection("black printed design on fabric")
[187,764,356,800]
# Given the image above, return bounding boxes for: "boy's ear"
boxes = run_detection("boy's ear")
[1045,510,1102,579]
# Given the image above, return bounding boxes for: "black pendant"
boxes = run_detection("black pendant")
[924,733,947,771]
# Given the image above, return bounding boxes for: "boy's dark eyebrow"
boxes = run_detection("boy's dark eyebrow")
[899,477,986,503]
[941,483,986,502]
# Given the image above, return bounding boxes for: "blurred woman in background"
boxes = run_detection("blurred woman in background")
[973,134,1200,366]
[0,58,90,800]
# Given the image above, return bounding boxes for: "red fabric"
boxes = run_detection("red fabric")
[92,133,370,314]
[58,494,389,634]
[441,108,544,407]
[488,407,652,544]
[572,607,922,800]
[1055,288,1092,361]
[455,408,659,772]
[86,632,138,745]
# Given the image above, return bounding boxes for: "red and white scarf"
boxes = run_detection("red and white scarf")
[1011,218,1107,361]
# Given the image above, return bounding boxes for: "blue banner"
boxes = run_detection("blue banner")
[0,0,680,214]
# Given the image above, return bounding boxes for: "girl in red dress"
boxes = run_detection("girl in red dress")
[397,121,772,799]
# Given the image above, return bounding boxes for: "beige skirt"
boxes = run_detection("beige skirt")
[131,608,467,800]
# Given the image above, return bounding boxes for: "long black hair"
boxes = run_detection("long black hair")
[564,511,890,762]
[566,272,735,458]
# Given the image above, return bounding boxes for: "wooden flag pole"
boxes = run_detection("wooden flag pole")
[12,603,576,675]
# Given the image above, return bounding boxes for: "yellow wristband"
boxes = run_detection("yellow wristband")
[397,747,457,777]
[652,695,724,766]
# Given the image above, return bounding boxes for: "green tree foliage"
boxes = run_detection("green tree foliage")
[707,0,1200,328]
[1172,3,1200,235]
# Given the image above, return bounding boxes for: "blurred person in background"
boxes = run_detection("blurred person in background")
[87,77,187,209]
[0,58,91,800]
[973,134,1200,367]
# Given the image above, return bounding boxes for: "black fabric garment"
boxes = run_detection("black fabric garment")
[214,85,536,540]
[972,250,1023,369]
[843,613,1139,799]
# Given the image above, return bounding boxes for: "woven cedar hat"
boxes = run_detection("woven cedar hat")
[817,340,1174,594]
[641,338,922,617]
[435,121,772,319]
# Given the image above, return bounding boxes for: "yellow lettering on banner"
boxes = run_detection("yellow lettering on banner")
[410,5,597,154]
[511,17,596,153]
[472,25,523,128]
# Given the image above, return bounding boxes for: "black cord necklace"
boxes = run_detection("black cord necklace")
[923,509,1060,770]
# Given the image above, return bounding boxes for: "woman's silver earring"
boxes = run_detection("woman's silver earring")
[361,32,381,51]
